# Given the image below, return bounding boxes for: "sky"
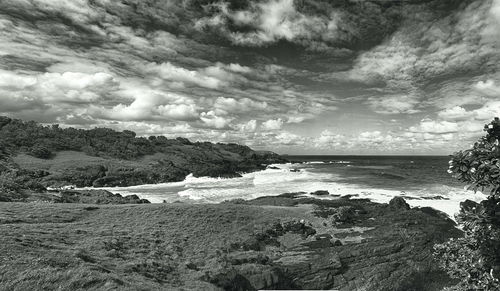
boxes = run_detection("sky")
[0,0,499,155]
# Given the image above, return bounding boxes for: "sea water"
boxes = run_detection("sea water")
[95,156,487,218]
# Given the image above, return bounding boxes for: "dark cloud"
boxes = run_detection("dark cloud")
[0,0,497,154]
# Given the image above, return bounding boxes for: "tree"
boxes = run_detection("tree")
[434,117,500,290]
[29,145,53,159]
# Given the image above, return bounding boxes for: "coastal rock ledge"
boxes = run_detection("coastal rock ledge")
[208,195,460,291]
[0,195,461,291]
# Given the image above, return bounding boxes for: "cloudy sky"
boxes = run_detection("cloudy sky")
[0,0,499,154]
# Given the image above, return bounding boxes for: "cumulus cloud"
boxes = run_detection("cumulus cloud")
[195,0,338,47]
[437,106,474,121]
[475,80,500,97]
[261,118,284,131]
[213,97,268,115]
[473,101,500,120]
[0,0,497,153]
[236,120,257,132]
[200,111,233,129]
[315,130,344,148]
[409,119,459,134]
[142,62,223,89]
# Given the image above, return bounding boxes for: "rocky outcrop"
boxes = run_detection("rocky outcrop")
[310,190,329,196]
[205,196,461,291]
[54,190,151,204]
[25,189,151,204]
[389,196,411,210]
[32,149,286,188]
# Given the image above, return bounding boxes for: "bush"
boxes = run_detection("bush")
[29,145,53,159]
[434,118,500,290]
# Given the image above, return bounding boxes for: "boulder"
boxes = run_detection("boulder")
[332,206,356,224]
[389,196,410,211]
[310,190,329,196]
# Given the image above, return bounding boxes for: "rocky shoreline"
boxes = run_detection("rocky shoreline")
[0,192,461,290]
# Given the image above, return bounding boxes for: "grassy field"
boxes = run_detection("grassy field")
[0,202,321,290]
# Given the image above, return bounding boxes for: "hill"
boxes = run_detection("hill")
[0,116,286,201]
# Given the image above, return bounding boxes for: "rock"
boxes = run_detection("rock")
[460,199,479,212]
[332,206,356,224]
[277,192,305,198]
[83,206,99,211]
[185,260,198,270]
[333,239,343,246]
[427,195,449,200]
[282,220,316,238]
[315,233,333,240]
[389,196,410,211]
[310,190,329,196]
[301,238,334,249]
[341,194,359,199]
[55,190,151,204]
[207,269,255,291]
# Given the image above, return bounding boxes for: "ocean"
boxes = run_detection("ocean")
[96,155,487,218]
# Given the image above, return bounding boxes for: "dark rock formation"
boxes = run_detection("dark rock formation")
[44,190,150,204]
[331,206,356,224]
[205,195,461,291]
[389,196,411,210]
[310,190,329,196]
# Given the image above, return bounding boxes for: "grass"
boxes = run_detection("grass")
[0,202,318,290]
[0,198,461,290]
[13,151,108,172]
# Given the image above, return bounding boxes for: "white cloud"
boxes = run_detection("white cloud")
[0,70,37,89]
[0,70,118,105]
[437,106,473,121]
[315,130,344,148]
[200,111,233,129]
[98,84,198,122]
[195,0,339,47]
[409,119,459,134]
[236,120,257,132]
[261,118,283,131]
[358,131,386,143]
[274,131,305,146]
[143,62,223,89]
[472,100,500,120]
[158,104,198,121]
[474,79,500,96]
[226,63,252,74]
[367,94,420,114]
[213,97,268,115]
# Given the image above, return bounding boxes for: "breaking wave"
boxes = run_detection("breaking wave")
[93,160,486,218]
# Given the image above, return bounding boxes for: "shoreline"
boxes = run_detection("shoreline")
[76,162,487,220]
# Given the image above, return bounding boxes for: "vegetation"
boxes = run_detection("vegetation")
[434,117,500,290]
[0,116,255,160]
[0,116,285,201]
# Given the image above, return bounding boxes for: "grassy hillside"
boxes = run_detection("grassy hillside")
[0,116,286,201]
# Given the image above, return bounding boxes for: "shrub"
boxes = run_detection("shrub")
[29,145,53,159]
[434,117,500,290]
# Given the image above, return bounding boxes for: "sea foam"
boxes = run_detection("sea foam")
[89,162,485,219]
